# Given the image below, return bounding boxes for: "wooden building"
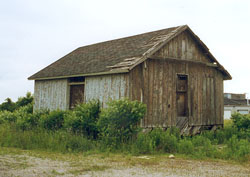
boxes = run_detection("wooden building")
[29,25,232,133]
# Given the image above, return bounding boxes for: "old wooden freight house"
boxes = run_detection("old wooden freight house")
[29,25,232,133]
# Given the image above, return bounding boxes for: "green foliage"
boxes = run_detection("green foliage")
[0,110,17,124]
[0,124,93,152]
[15,92,33,109]
[64,100,100,139]
[225,135,250,161]
[98,98,146,145]
[161,131,178,153]
[191,135,207,146]
[15,105,45,130]
[178,139,194,155]
[133,132,153,154]
[0,95,250,162]
[148,128,178,153]
[231,113,250,131]
[132,128,179,154]
[0,98,16,112]
[40,110,66,131]
[0,92,33,112]
[201,138,217,157]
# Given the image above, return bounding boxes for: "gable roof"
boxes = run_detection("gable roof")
[28,25,232,80]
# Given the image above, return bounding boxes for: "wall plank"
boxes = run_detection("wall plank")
[85,74,129,107]
[34,79,68,110]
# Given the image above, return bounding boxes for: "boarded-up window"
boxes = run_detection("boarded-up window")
[176,75,188,117]
[69,77,85,109]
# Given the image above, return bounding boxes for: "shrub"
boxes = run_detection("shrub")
[15,92,33,109]
[148,128,178,153]
[192,135,208,146]
[0,92,33,112]
[149,128,164,150]
[201,138,216,157]
[162,133,178,153]
[178,139,194,155]
[98,98,146,145]
[15,104,41,130]
[40,110,66,130]
[0,110,17,124]
[214,129,226,144]
[64,100,100,139]
[225,135,250,161]
[231,113,250,131]
[133,132,153,154]
[0,98,16,112]
[201,130,218,144]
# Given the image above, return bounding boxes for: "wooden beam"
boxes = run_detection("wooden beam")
[150,57,218,68]
[68,82,85,85]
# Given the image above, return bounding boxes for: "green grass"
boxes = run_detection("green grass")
[0,120,249,163]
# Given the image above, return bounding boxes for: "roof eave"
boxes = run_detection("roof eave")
[28,69,129,81]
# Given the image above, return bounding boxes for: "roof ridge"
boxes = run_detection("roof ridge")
[77,25,182,49]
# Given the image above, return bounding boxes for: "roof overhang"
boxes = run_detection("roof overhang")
[28,69,129,80]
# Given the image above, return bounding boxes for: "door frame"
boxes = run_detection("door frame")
[176,73,189,129]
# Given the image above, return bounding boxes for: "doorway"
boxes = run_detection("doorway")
[176,74,188,129]
[69,77,85,109]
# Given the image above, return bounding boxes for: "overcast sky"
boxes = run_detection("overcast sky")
[0,0,250,103]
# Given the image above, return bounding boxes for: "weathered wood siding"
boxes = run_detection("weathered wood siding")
[130,31,224,128]
[85,74,129,107]
[152,30,211,63]
[34,79,69,110]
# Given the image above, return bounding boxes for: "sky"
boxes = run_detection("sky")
[0,0,250,103]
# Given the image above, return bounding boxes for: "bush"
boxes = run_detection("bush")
[148,128,178,153]
[178,139,194,155]
[15,104,42,130]
[225,135,250,161]
[0,110,17,124]
[64,100,100,139]
[40,110,66,131]
[15,92,33,109]
[192,135,208,146]
[133,132,153,154]
[97,98,146,145]
[162,132,178,153]
[0,98,16,112]
[149,128,164,150]
[0,92,34,112]
[231,113,250,131]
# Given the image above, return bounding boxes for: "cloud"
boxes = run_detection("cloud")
[0,0,250,102]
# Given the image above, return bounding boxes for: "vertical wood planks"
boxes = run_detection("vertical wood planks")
[85,74,129,107]
[34,79,68,111]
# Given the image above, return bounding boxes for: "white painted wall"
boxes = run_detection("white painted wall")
[34,79,69,110]
[224,106,250,119]
[85,74,129,107]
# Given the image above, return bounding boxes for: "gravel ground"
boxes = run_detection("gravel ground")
[0,152,249,177]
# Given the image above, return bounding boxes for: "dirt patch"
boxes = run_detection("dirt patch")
[0,151,249,177]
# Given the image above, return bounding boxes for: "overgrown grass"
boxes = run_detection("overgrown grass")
[0,123,95,153]
[0,122,249,162]
[0,96,249,162]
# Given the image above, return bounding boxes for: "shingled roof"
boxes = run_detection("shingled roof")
[28,25,231,80]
